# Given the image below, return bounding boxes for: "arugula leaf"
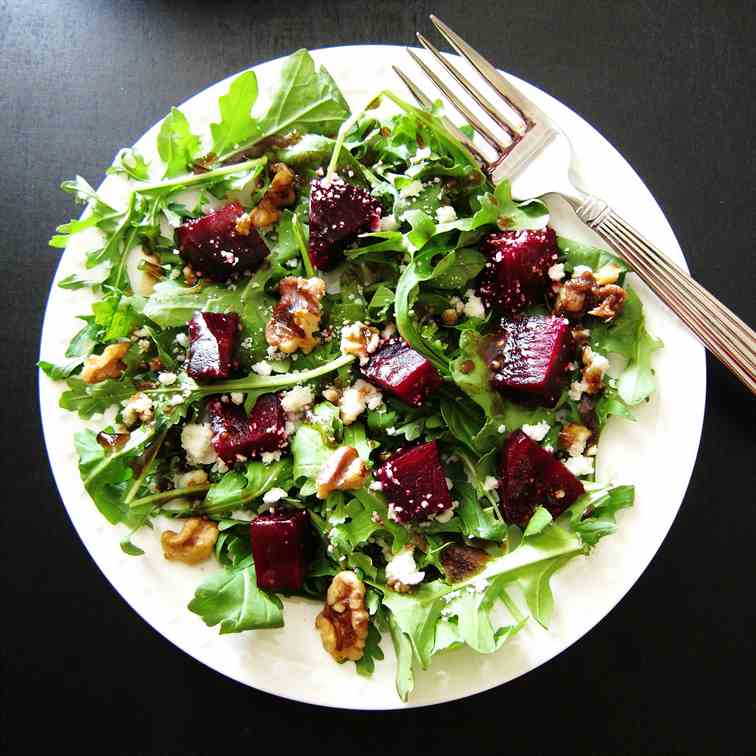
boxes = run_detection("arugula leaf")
[143,278,248,327]
[157,107,201,178]
[201,458,292,514]
[456,482,507,541]
[523,506,553,537]
[564,484,635,547]
[107,148,151,181]
[355,621,385,677]
[210,70,260,161]
[291,424,334,496]
[517,553,576,628]
[188,554,284,632]
[60,376,135,419]
[431,248,485,289]
[258,49,350,141]
[591,288,662,405]
[557,235,627,275]
[387,612,415,701]
[38,358,84,380]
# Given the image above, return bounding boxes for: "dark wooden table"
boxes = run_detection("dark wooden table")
[3,1,754,753]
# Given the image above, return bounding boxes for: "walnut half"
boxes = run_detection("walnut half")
[315,571,369,662]
[160,518,218,565]
[265,276,326,354]
[315,446,368,500]
[81,343,130,384]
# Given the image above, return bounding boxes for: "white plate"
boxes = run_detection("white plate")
[39,45,706,709]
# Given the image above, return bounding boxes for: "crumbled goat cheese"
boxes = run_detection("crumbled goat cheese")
[522,420,550,442]
[181,423,218,465]
[175,332,189,348]
[251,360,273,376]
[482,476,499,491]
[137,338,151,354]
[400,179,423,198]
[569,380,588,401]
[132,327,148,338]
[369,480,383,492]
[547,263,565,281]
[280,385,314,413]
[122,392,154,426]
[564,455,595,477]
[449,295,465,314]
[385,547,425,586]
[573,265,593,277]
[498,424,507,434]
[463,289,485,319]
[230,392,244,405]
[260,450,283,465]
[339,379,383,425]
[262,487,288,504]
[174,469,209,488]
[157,371,177,386]
[379,214,400,232]
[412,146,431,163]
[435,205,457,223]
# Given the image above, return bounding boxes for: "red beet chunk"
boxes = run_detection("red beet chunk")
[477,227,558,313]
[207,394,287,464]
[376,440,453,523]
[499,430,584,526]
[250,509,310,592]
[187,311,239,381]
[361,338,442,407]
[487,315,573,407]
[176,201,269,281]
[308,176,381,270]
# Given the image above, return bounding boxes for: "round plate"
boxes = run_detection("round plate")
[39,45,706,709]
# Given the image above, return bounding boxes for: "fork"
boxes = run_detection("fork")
[393,15,756,394]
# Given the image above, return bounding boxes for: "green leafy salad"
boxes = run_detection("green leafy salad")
[41,49,661,701]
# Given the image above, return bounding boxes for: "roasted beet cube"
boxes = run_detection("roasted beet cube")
[187,311,239,381]
[250,509,310,592]
[207,394,287,464]
[308,176,381,270]
[499,429,584,526]
[176,201,269,281]
[487,315,573,407]
[477,227,558,313]
[376,440,453,523]
[360,338,442,407]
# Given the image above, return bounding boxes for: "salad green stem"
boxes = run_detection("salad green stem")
[135,158,267,194]
[291,213,315,277]
[128,483,211,509]
[124,430,167,504]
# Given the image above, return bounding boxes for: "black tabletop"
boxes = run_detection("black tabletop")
[3,1,755,754]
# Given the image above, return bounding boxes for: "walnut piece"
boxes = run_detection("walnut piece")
[247,163,297,229]
[558,423,592,457]
[340,321,380,365]
[265,276,326,354]
[160,517,218,565]
[315,446,368,499]
[581,346,610,394]
[440,544,490,583]
[588,284,626,320]
[553,271,596,319]
[81,343,130,384]
[315,571,369,662]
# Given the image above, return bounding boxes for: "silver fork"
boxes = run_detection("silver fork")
[394,15,756,394]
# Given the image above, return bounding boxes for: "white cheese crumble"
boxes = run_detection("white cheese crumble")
[569,380,588,401]
[381,322,397,339]
[497,424,507,434]
[339,379,383,425]
[262,487,288,504]
[462,289,485,319]
[482,476,499,491]
[230,392,244,405]
[180,423,217,465]
[379,214,400,232]
[251,360,273,376]
[564,455,595,477]
[435,205,457,223]
[522,420,550,442]
[174,469,208,489]
[280,385,314,413]
[230,509,256,522]
[340,321,380,364]
[157,371,177,386]
[385,547,425,586]
[175,332,189,348]
[547,263,565,281]
[573,265,593,277]
[260,450,283,465]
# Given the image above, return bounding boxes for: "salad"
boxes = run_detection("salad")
[41,49,661,701]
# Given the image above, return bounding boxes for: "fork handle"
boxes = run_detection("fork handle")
[572,195,756,394]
